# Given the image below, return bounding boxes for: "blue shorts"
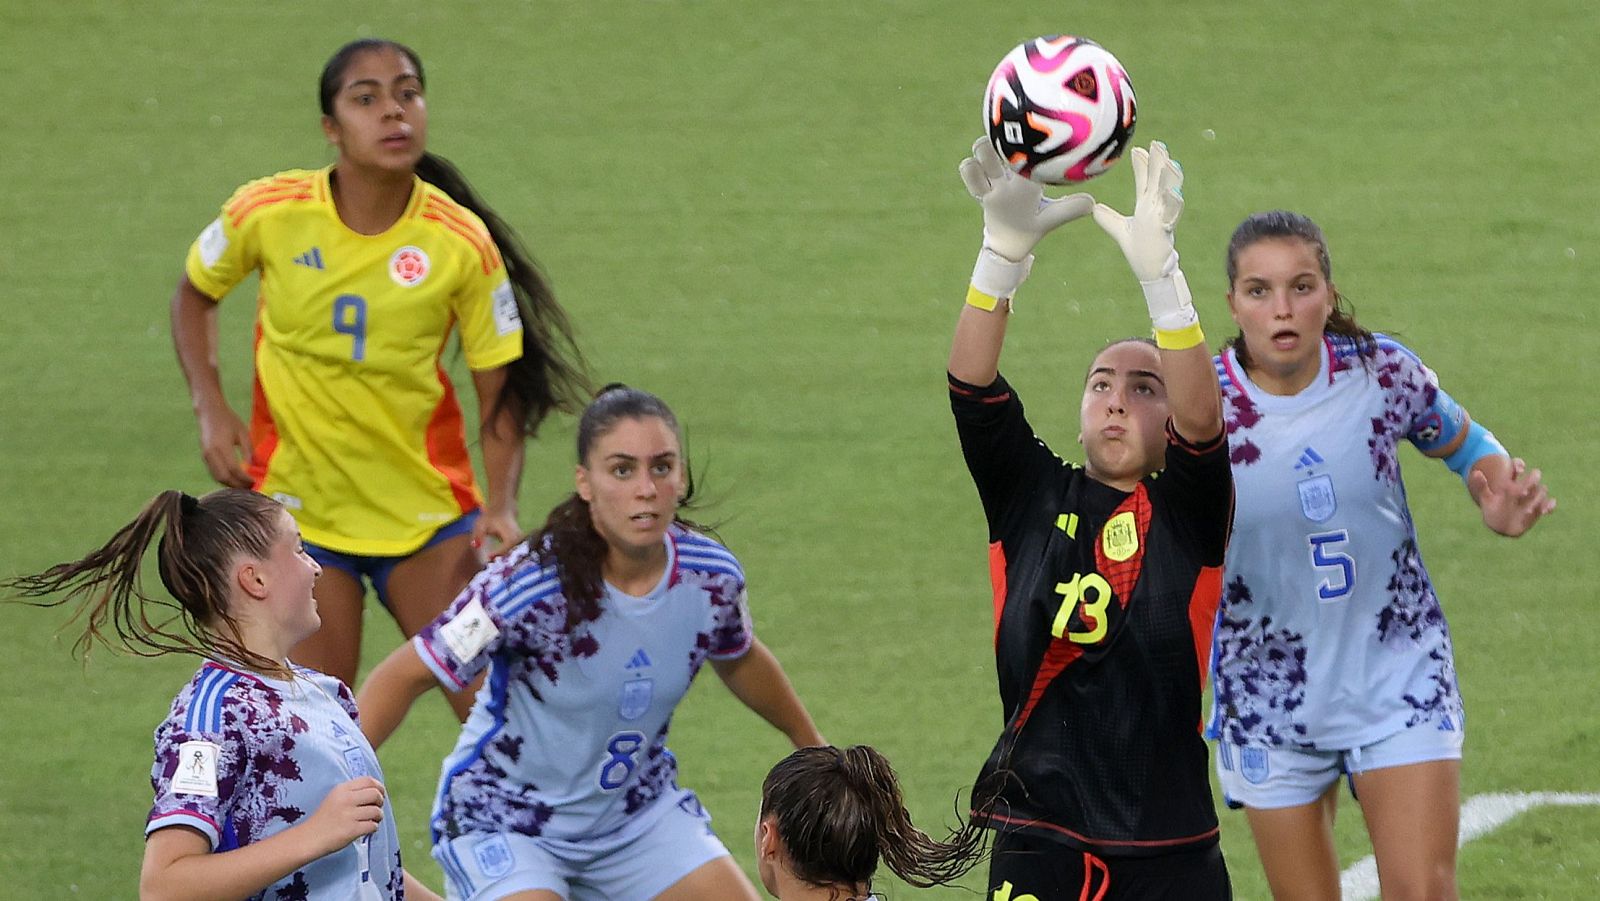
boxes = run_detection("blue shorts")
[1216,714,1465,810]
[303,511,478,609]
[433,790,731,901]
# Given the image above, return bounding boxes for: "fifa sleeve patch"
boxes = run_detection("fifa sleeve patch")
[439,597,500,664]
[197,219,228,270]
[492,280,521,336]
[170,741,221,798]
[1409,386,1468,454]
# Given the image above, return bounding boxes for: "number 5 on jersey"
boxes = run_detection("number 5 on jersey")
[1051,573,1112,644]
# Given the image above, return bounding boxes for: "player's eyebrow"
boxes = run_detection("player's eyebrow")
[1090,366,1164,385]
[343,74,422,92]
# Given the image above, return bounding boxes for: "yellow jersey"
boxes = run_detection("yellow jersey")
[185,167,524,556]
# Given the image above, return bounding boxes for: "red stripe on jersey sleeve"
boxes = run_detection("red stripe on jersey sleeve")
[247,322,279,489]
[1187,565,1223,731]
[423,359,481,514]
[226,179,314,228]
[988,541,1008,648]
[422,198,503,275]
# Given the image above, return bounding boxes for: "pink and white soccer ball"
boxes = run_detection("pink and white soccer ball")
[984,35,1138,184]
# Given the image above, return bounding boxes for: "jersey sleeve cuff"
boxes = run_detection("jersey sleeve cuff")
[413,633,468,691]
[949,372,1014,403]
[1166,419,1226,455]
[146,809,221,848]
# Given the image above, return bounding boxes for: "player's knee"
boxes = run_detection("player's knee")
[1379,861,1457,901]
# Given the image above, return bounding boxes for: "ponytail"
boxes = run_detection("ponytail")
[760,745,987,892]
[415,151,591,437]
[2,489,287,675]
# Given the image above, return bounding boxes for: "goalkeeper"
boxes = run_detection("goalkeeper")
[948,138,1233,900]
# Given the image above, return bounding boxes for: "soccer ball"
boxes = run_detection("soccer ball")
[983,36,1138,184]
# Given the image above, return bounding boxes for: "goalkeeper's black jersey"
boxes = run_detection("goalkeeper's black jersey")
[951,372,1232,856]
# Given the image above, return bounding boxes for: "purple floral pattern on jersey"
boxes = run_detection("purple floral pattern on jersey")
[624,724,677,815]
[1375,539,1459,726]
[1221,378,1264,466]
[1362,345,1437,484]
[684,571,750,674]
[1211,576,1312,747]
[151,675,311,846]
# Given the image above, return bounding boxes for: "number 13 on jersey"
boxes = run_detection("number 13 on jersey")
[1051,573,1112,644]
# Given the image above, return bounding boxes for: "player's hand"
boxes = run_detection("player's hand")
[471,508,521,560]
[960,137,1094,262]
[1472,457,1556,537]
[299,776,387,857]
[1092,140,1185,283]
[195,401,252,488]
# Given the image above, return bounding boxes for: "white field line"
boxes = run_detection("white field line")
[1338,792,1600,900]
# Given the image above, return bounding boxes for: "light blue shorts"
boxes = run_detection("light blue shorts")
[1216,714,1464,810]
[433,790,730,901]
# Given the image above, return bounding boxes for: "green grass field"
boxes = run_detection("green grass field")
[2,2,1596,898]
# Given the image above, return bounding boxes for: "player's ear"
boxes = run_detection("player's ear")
[755,815,779,860]
[320,114,339,147]
[235,560,269,601]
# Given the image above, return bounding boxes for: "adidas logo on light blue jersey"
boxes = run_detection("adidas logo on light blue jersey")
[1293,447,1325,470]
[292,247,325,270]
[625,649,652,670]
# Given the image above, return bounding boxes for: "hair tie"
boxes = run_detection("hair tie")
[180,493,200,515]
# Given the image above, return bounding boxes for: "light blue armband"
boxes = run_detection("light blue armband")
[1443,422,1507,480]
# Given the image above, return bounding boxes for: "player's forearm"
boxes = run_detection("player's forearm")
[948,301,1009,388]
[170,278,229,412]
[480,422,525,517]
[472,366,525,516]
[1161,342,1224,443]
[717,640,824,748]
[356,644,438,749]
[140,828,324,901]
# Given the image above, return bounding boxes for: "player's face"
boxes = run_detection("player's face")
[1079,341,1169,492]
[576,416,686,562]
[321,47,428,174]
[258,510,323,643]
[1227,237,1336,395]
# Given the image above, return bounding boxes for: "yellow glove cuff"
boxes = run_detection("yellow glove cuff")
[1154,322,1205,350]
[965,285,1003,312]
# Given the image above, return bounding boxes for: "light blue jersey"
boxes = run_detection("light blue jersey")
[147,662,405,900]
[1208,335,1466,751]
[413,524,753,851]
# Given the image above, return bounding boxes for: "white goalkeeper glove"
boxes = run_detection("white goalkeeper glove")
[959,137,1094,304]
[1091,141,1201,344]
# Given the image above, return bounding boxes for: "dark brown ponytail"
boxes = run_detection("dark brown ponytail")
[760,745,987,892]
[2,489,288,674]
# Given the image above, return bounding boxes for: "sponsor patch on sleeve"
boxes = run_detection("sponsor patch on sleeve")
[492,280,521,336]
[197,219,228,269]
[439,597,500,664]
[171,740,221,797]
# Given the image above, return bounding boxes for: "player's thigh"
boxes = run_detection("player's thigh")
[649,856,759,901]
[291,564,364,684]
[1352,759,1460,901]
[386,534,485,719]
[385,534,481,636]
[589,791,753,901]
[1243,787,1342,901]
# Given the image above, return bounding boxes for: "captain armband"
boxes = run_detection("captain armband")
[1443,422,1507,480]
